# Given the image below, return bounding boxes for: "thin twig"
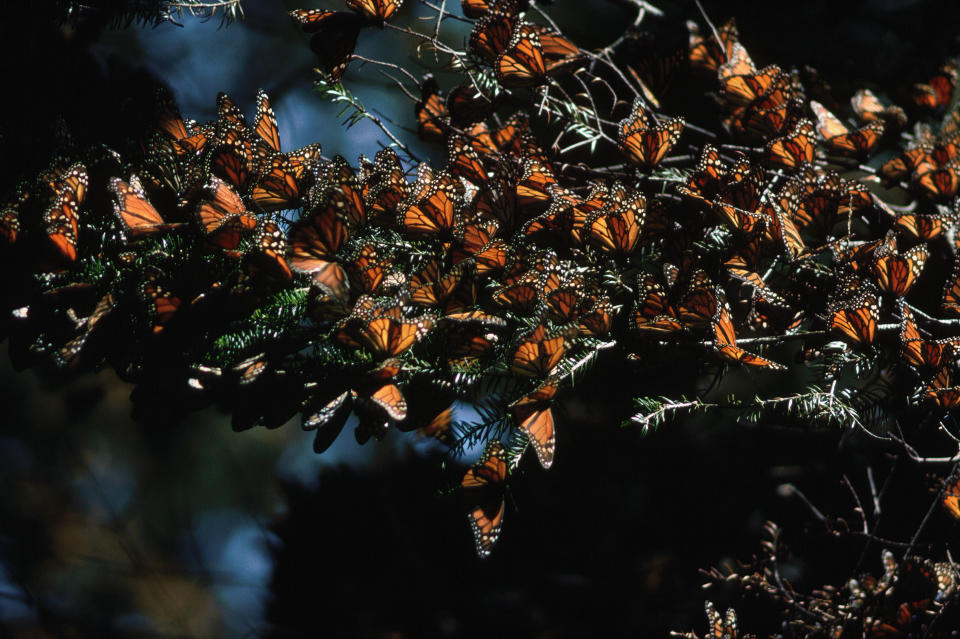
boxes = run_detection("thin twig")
[906,459,960,558]
[841,474,869,534]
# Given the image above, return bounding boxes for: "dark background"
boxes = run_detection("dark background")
[1,1,959,637]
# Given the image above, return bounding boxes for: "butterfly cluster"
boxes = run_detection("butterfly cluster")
[4,2,960,561]
[680,523,960,639]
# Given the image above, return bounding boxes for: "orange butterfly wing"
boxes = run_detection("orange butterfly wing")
[617,100,684,170]
[496,24,547,88]
[111,176,178,240]
[253,89,281,155]
[346,0,401,21]
[462,440,507,558]
[828,294,879,345]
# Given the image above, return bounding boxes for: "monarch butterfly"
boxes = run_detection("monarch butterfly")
[336,296,435,357]
[828,290,880,346]
[564,184,606,246]
[869,244,928,297]
[346,0,403,22]
[345,243,388,295]
[523,186,577,241]
[442,321,501,369]
[414,75,450,141]
[456,216,509,274]
[912,157,960,201]
[156,88,209,155]
[942,473,960,518]
[460,0,491,18]
[892,559,940,630]
[850,88,907,131]
[416,405,456,446]
[287,188,356,297]
[921,131,960,170]
[463,121,500,158]
[494,273,542,314]
[677,272,723,329]
[586,192,646,256]
[460,0,522,19]
[712,161,767,236]
[252,89,282,158]
[249,220,293,281]
[725,92,803,141]
[473,240,510,275]
[515,155,557,211]
[942,258,960,317]
[913,60,958,111]
[880,154,911,184]
[401,169,461,238]
[720,61,783,108]
[140,269,183,334]
[492,111,532,155]
[894,212,949,241]
[578,296,615,337]
[251,144,320,210]
[711,305,785,370]
[687,17,740,74]
[882,136,943,184]
[231,352,270,387]
[446,84,495,127]
[724,253,767,290]
[356,383,407,426]
[764,118,816,171]
[410,258,477,314]
[139,136,204,209]
[899,303,960,369]
[838,180,873,217]
[617,100,684,170]
[762,179,807,259]
[215,93,249,142]
[462,440,507,558]
[110,175,182,240]
[511,323,568,377]
[790,164,844,238]
[468,163,515,227]
[41,182,83,266]
[208,134,259,194]
[456,213,501,258]
[319,155,367,228]
[196,176,258,252]
[496,23,547,88]
[832,234,897,275]
[512,377,558,469]
[364,148,408,223]
[155,87,190,139]
[469,12,515,65]
[528,22,581,76]
[0,203,20,246]
[289,9,364,83]
[543,275,583,324]
[704,601,738,639]
[304,390,355,454]
[631,274,683,335]
[43,162,89,204]
[926,367,960,410]
[447,135,489,186]
[678,144,727,206]
[55,292,116,368]
[810,100,885,159]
